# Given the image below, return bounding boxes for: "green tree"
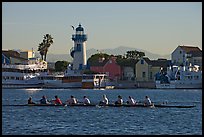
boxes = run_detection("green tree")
[87,53,110,66]
[126,50,145,60]
[38,34,54,61]
[55,61,69,72]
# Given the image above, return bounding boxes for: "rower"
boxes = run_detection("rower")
[127,96,136,105]
[99,94,109,105]
[115,95,123,105]
[40,95,50,104]
[28,96,35,104]
[83,96,91,105]
[52,95,62,105]
[144,96,153,106]
[66,95,78,105]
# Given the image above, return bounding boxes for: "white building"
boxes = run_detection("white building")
[171,45,202,68]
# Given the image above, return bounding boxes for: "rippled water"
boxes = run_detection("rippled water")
[2,88,202,135]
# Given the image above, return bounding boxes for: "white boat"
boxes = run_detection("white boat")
[2,59,48,88]
[82,73,115,89]
[155,64,202,89]
[42,69,82,88]
[42,65,114,89]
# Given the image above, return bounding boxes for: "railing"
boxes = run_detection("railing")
[2,64,47,70]
[72,34,87,41]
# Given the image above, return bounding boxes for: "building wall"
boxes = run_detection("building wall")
[72,42,87,70]
[90,58,122,81]
[135,59,149,81]
[171,47,186,65]
[150,66,161,81]
[188,56,202,68]
[123,66,135,81]
[90,66,104,73]
[20,50,34,59]
[2,54,10,64]
[10,57,24,64]
[103,59,122,80]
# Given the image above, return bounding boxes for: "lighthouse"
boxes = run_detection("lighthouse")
[70,23,87,70]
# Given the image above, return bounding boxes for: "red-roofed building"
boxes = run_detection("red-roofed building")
[90,56,122,81]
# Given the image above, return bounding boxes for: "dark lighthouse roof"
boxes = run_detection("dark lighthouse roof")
[76,23,84,31]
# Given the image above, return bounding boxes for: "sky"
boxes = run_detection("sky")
[2,2,202,56]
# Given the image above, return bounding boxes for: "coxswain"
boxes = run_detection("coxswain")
[53,95,62,105]
[115,95,123,105]
[40,95,50,104]
[144,96,153,106]
[99,94,109,105]
[28,96,35,104]
[127,96,136,105]
[83,96,91,105]
[66,95,78,105]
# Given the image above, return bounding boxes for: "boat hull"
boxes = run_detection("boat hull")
[2,84,44,89]
[2,104,196,108]
[155,81,202,89]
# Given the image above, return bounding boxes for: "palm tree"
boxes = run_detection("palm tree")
[38,34,54,61]
[38,42,45,60]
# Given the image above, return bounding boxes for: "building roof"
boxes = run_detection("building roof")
[140,57,171,67]
[89,56,120,67]
[2,50,27,61]
[143,57,151,64]
[179,45,201,53]
[88,59,109,67]
[188,50,202,57]
[178,45,202,57]
[149,59,172,67]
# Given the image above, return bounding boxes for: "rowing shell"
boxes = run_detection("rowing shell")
[2,103,196,108]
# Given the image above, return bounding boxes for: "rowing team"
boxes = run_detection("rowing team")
[28,95,154,106]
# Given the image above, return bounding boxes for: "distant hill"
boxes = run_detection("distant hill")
[35,53,72,62]
[87,46,170,60]
[39,46,170,62]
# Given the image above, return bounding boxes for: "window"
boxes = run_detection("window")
[76,44,81,51]
[150,72,152,79]
[194,76,199,80]
[142,72,146,78]
[180,51,182,54]
[141,60,144,64]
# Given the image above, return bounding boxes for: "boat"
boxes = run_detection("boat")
[2,58,48,88]
[2,103,196,108]
[155,64,202,89]
[82,73,115,89]
[41,66,113,89]
[41,69,83,88]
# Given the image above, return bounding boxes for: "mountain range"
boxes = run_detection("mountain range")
[35,46,170,62]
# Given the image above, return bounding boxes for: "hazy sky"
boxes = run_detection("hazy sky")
[2,2,202,55]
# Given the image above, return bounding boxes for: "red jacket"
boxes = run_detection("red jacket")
[54,98,62,104]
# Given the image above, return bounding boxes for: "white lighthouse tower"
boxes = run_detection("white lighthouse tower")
[70,23,87,70]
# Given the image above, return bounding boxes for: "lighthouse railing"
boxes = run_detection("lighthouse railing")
[72,34,87,41]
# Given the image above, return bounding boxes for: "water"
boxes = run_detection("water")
[2,88,202,135]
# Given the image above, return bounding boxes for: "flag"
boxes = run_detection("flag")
[71,25,74,30]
